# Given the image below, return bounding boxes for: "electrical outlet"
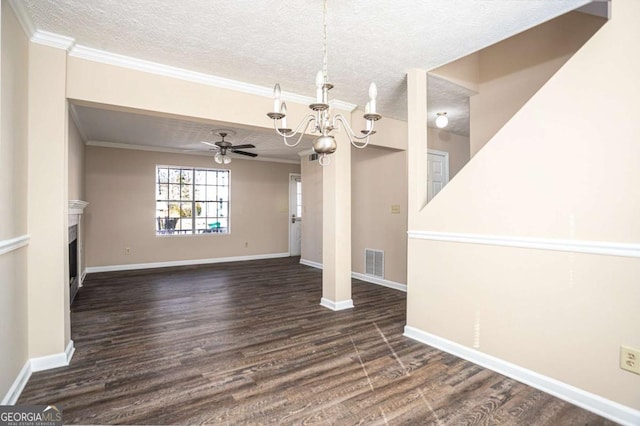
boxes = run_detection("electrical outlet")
[391,205,401,214]
[125,247,131,255]
[620,345,640,374]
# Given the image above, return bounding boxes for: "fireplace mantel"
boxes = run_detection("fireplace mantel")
[69,200,89,216]
[69,200,88,227]
[68,200,89,297]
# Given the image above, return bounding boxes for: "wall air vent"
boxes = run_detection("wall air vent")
[365,249,384,278]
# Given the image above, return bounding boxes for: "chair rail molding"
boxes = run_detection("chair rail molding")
[407,230,640,258]
[0,235,30,256]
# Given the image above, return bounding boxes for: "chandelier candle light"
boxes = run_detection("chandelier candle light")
[266,0,382,166]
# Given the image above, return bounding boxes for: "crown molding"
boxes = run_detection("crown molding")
[68,44,355,110]
[7,0,35,38]
[69,45,274,97]
[68,104,89,142]
[86,140,300,165]
[3,2,357,110]
[329,99,358,112]
[31,30,75,51]
[6,2,76,51]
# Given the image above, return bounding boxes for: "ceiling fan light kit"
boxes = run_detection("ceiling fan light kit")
[201,132,258,165]
[214,151,232,165]
[266,0,382,166]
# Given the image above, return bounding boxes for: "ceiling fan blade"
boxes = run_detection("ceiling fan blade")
[232,150,258,157]
[201,141,219,148]
[230,144,255,149]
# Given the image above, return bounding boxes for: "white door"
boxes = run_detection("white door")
[289,174,302,256]
[427,150,449,202]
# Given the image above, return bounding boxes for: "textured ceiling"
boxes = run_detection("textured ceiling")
[427,75,475,137]
[24,0,591,122]
[20,0,598,160]
[72,105,311,163]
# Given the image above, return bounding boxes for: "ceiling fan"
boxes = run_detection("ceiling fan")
[201,132,257,164]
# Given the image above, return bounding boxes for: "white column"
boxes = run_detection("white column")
[407,69,429,229]
[320,131,353,310]
[27,43,71,359]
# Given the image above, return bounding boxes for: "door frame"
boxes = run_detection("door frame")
[427,149,450,201]
[288,173,302,256]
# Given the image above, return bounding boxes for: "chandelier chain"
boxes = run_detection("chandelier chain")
[322,0,328,82]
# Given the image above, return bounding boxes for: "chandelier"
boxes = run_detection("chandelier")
[266,0,382,166]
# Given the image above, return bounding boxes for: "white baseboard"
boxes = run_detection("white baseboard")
[2,340,75,405]
[80,269,87,286]
[1,361,31,405]
[30,340,75,372]
[320,298,354,311]
[299,258,323,269]
[85,252,290,273]
[351,272,407,292]
[299,259,407,292]
[403,326,640,426]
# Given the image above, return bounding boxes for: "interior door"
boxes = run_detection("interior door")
[427,150,449,202]
[289,174,302,256]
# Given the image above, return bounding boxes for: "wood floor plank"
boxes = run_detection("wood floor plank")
[18,257,616,425]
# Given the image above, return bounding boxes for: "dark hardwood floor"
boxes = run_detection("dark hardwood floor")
[19,257,615,425]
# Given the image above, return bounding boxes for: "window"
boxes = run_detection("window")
[156,166,230,235]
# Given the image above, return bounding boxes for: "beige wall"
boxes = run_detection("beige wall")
[300,114,410,286]
[432,11,604,158]
[68,114,85,201]
[427,127,469,179]
[351,145,407,284]
[85,146,299,267]
[0,1,28,239]
[407,0,640,412]
[470,11,604,156]
[351,112,407,151]
[430,52,479,93]
[0,1,29,401]
[67,56,330,147]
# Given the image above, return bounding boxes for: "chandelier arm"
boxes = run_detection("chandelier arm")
[273,114,317,147]
[333,114,375,148]
[268,0,381,164]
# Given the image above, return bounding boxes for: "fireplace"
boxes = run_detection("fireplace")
[68,200,88,305]
[69,224,79,303]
